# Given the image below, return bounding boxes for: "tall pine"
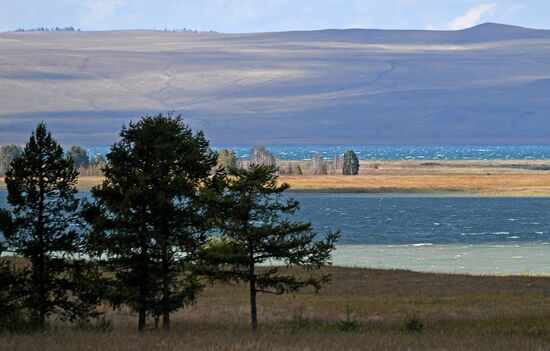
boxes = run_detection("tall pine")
[0,123,84,328]
[85,114,219,332]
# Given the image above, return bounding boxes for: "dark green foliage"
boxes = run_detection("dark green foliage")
[0,254,32,334]
[342,150,359,175]
[66,145,90,169]
[337,305,360,332]
[0,144,23,175]
[402,313,425,332]
[201,164,339,332]
[85,113,219,332]
[0,123,98,329]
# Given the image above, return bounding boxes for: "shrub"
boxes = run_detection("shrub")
[402,313,425,332]
[337,305,360,332]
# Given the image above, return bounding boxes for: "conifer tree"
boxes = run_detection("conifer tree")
[85,114,219,332]
[0,123,87,328]
[202,164,339,332]
[342,150,359,175]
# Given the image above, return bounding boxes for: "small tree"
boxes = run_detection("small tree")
[248,145,276,167]
[217,149,237,170]
[0,144,23,175]
[310,154,327,175]
[342,150,359,175]
[0,123,90,328]
[66,145,90,169]
[85,114,219,332]
[203,165,339,332]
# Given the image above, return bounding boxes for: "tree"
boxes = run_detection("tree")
[66,145,90,169]
[216,149,237,170]
[202,165,339,332]
[310,154,327,175]
[0,144,23,175]
[342,150,359,175]
[85,114,219,332]
[248,145,276,167]
[0,123,86,328]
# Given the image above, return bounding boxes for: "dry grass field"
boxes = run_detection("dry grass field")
[279,160,550,195]
[4,159,549,195]
[1,266,550,350]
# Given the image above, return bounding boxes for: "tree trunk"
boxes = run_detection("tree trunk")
[138,233,149,333]
[138,308,146,333]
[36,182,46,329]
[249,261,258,332]
[161,235,170,331]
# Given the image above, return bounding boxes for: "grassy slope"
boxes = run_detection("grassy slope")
[2,25,550,146]
[1,266,550,350]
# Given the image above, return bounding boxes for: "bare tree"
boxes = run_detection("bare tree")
[248,146,276,167]
[310,154,327,175]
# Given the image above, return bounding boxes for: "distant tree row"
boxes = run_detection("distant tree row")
[0,115,339,334]
[161,28,217,33]
[10,27,80,32]
[0,144,104,176]
[216,146,360,176]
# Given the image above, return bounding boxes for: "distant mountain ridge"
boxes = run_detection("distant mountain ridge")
[0,23,550,145]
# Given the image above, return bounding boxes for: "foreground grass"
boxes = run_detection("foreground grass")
[2,267,550,350]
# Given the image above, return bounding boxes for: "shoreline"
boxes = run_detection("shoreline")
[332,243,550,276]
[2,159,550,196]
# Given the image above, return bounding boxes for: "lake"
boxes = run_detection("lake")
[2,190,549,274]
[87,145,550,161]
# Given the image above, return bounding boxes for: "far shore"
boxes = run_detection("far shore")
[3,159,550,196]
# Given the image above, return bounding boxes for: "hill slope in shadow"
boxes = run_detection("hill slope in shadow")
[1,23,550,145]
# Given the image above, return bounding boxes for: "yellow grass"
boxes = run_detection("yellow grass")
[281,160,550,195]
[1,267,550,350]
[2,160,550,195]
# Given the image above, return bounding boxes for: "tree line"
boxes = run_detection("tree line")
[217,146,361,176]
[0,144,104,177]
[0,114,339,333]
[2,144,361,178]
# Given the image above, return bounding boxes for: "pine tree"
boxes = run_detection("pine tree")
[202,164,339,332]
[342,150,359,175]
[85,114,219,332]
[0,123,86,328]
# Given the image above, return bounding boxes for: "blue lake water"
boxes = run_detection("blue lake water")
[2,191,549,274]
[86,145,550,161]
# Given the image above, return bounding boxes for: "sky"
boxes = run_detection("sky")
[0,0,548,33]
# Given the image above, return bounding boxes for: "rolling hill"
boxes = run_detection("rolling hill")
[1,23,550,145]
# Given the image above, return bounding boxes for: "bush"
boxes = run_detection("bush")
[402,313,425,332]
[291,308,310,333]
[337,305,360,332]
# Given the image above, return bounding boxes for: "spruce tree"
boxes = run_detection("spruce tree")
[85,114,219,332]
[202,164,339,332]
[342,150,359,175]
[0,123,85,328]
